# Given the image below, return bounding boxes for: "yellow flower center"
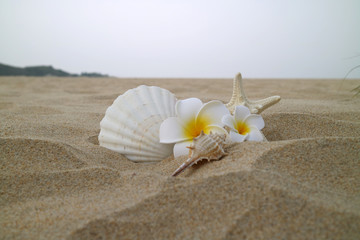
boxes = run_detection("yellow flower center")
[236,121,250,135]
[184,117,210,139]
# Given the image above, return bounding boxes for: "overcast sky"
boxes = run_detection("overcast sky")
[1,0,359,78]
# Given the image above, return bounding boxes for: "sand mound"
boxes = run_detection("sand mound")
[263,112,360,141]
[68,137,360,239]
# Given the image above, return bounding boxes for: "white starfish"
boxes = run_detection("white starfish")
[226,73,281,114]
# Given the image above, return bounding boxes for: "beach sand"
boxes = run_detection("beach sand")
[1,76,359,239]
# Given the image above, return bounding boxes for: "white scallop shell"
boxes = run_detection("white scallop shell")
[98,85,177,162]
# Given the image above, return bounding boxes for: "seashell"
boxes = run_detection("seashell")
[172,131,229,176]
[98,85,177,163]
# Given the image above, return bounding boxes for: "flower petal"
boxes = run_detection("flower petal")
[221,114,237,131]
[230,131,247,143]
[175,98,203,123]
[247,127,264,142]
[196,100,230,126]
[244,114,265,130]
[234,105,251,122]
[173,140,193,158]
[159,117,190,143]
[204,125,229,135]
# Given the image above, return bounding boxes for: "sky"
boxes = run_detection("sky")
[0,0,360,78]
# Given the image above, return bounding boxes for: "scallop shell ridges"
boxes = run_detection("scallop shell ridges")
[98,85,177,162]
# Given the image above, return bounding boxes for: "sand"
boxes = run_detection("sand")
[0,76,359,239]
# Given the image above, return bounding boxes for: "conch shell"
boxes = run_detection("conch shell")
[172,132,229,176]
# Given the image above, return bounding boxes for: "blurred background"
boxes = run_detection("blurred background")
[0,0,359,78]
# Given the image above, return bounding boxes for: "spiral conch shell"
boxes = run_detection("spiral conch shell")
[98,85,177,163]
[172,132,230,176]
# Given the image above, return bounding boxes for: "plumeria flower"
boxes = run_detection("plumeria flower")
[221,105,265,142]
[160,98,230,157]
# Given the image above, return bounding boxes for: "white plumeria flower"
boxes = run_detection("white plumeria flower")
[159,98,229,157]
[221,105,265,142]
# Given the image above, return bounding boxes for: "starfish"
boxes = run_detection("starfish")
[226,73,281,114]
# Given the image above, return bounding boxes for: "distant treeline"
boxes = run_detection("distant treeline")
[80,72,109,77]
[0,63,108,77]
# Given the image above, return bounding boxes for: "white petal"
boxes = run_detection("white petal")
[175,98,203,123]
[247,127,264,142]
[159,117,190,143]
[221,114,237,131]
[245,114,265,130]
[230,131,247,143]
[196,100,230,126]
[204,125,229,135]
[234,105,251,122]
[173,140,193,158]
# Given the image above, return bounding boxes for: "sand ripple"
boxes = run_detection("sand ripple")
[67,137,360,239]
